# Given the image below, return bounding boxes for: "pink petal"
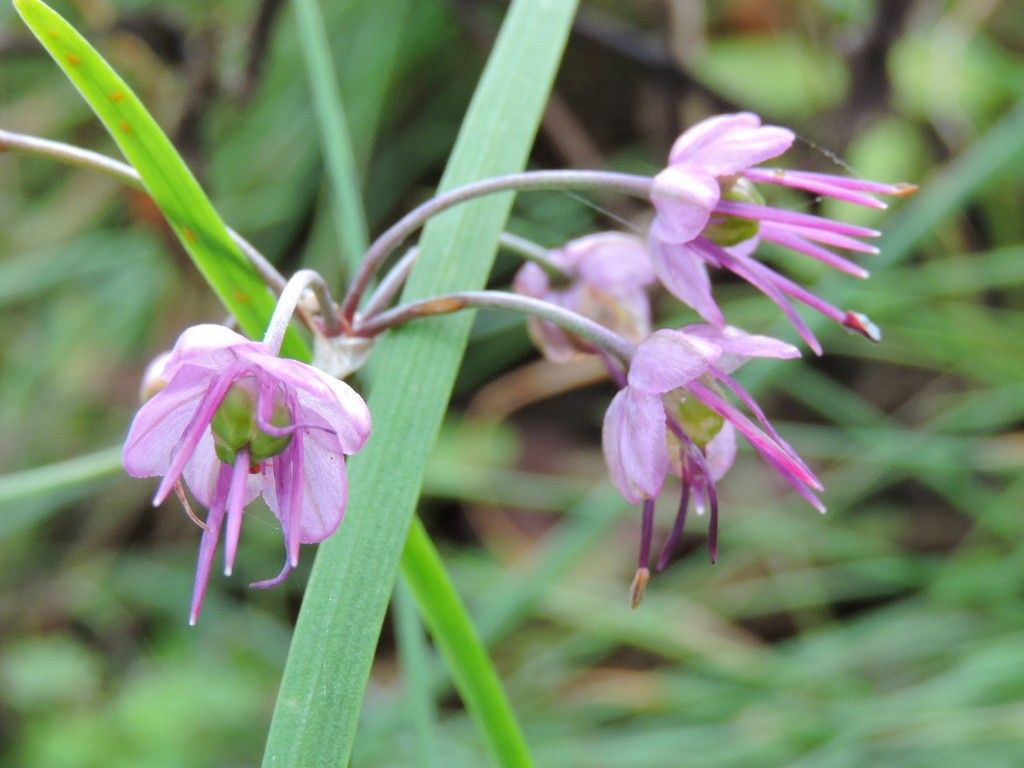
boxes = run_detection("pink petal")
[680,324,800,373]
[705,423,736,482]
[670,113,793,174]
[295,427,348,543]
[648,236,725,325]
[650,165,720,243]
[123,364,216,478]
[628,329,719,394]
[602,388,669,504]
[512,261,551,298]
[669,113,762,162]
[262,426,345,545]
[570,232,655,290]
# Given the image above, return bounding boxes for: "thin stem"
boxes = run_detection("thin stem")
[263,269,341,353]
[361,245,419,318]
[338,169,654,322]
[361,232,568,319]
[352,289,636,365]
[0,128,287,293]
[496,231,567,279]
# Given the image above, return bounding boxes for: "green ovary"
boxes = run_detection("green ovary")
[669,393,724,449]
[212,381,293,464]
[704,177,763,246]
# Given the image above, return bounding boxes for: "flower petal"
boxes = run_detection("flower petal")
[569,232,655,290]
[602,388,669,504]
[512,261,551,298]
[648,236,724,325]
[650,165,720,244]
[123,364,216,478]
[669,113,794,175]
[705,423,736,481]
[627,329,719,394]
[680,324,800,373]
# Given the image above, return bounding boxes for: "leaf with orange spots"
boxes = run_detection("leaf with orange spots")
[12,0,308,360]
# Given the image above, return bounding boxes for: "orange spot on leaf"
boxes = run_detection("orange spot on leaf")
[119,120,132,134]
[110,91,126,103]
[233,289,251,304]
[66,52,81,66]
[183,227,198,243]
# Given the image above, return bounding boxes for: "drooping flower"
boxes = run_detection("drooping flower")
[649,112,914,352]
[123,324,371,624]
[513,232,656,362]
[602,323,822,605]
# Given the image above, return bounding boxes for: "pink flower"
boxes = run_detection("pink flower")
[649,112,913,352]
[601,323,822,605]
[513,232,655,362]
[123,324,371,624]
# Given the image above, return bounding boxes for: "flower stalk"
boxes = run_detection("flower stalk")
[352,289,637,365]
[0,128,288,293]
[338,169,655,323]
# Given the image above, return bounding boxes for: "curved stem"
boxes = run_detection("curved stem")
[338,169,655,322]
[352,289,636,365]
[361,245,419,319]
[496,232,567,279]
[0,128,287,293]
[264,269,341,353]
[361,232,568,319]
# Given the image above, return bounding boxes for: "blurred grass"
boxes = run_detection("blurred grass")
[3,1,1024,766]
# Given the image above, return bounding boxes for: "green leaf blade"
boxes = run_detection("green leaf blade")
[13,0,305,357]
[262,1,578,765]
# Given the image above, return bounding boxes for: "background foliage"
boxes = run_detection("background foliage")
[2,0,1024,765]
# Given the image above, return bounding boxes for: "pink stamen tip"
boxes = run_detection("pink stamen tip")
[844,311,882,342]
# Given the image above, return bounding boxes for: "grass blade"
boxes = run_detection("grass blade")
[13,0,305,357]
[261,1,578,765]
[292,0,371,274]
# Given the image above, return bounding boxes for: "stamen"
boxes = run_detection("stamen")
[223,447,251,577]
[656,480,691,572]
[631,498,656,608]
[843,311,882,342]
[174,480,210,532]
[188,463,232,625]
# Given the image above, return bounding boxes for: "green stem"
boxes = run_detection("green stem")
[401,518,533,767]
[292,0,371,275]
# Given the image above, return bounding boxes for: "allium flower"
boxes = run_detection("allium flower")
[124,324,371,624]
[602,323,822,605]
[513,232,655,362]
[649,112,913,352]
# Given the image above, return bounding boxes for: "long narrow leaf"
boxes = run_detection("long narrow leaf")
[262,1,578,765]
[13,0,306,357]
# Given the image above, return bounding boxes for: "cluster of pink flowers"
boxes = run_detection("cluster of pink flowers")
[123,111,910,619]
[513,112,909,601]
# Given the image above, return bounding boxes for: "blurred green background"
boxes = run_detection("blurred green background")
[2,0,1024,765]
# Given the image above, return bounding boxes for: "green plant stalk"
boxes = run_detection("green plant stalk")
[12,0,306,358]
[292,0,371,275]
[261,1,578,764]
[401,518,529,765]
